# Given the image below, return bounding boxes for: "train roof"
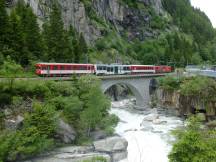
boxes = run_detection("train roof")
[36,63,94,66]
[130,65,154,66]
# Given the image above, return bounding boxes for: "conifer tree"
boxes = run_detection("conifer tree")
[68,25,79,63]
[15,0,44,61]
[79,33,88,63]
[43,3,72,62]
[9,10,29,65]
[0,0,11,57]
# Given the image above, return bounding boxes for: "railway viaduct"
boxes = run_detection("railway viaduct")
[99,74,164,110]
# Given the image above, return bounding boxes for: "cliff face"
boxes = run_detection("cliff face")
[17,0,165,43]
[159,89,216,120]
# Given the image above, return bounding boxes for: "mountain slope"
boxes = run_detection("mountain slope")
[4,0,216,65]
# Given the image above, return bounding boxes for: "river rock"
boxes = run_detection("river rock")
[30,153,111,162]
[124,128,138,132]
[152,119,167,125]
[4,108,13,116]
[4,115,24,130]
[57,146,94,154]
[93,136,128,152]
[206,120,216,129]
[140,125,154,131]
[142,114,159,122]
[56,119,76,144]
[90,130,107,140]
[112,151,127,162]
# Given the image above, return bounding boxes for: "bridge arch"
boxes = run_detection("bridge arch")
[101,78,151,109]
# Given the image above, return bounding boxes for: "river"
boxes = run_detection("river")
[110,99,184,162]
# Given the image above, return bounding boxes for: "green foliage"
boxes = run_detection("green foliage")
[180,77,216,101]
[0,0,11,57]
[120,0,138,8]
[162,0,215,45]
[43,3,73,62]
[100,114,119,135]
[162,0,216,63]
[82,156,107,162]
[0,56,24,77]
[0,75,117,161]
[169,116,216,162]
[77,75,111,136]
[0,128,54,162]
[24,102,58,137]
[159,76,182,91]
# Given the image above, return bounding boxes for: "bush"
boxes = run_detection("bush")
[180,77,216,99]
[159,76,182,91]
[24,102,58,137]
[0,57,23,77]
[62,96,83,126]
[0,128,54,162]
[83,156,107,162]
[169,116,216,162]
[100,114,119,135]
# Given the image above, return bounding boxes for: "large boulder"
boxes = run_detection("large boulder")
[56,119,76,144]
[94,136,128,152]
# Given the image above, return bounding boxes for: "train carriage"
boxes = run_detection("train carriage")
[35,63,95,76]
[130,65,155,74]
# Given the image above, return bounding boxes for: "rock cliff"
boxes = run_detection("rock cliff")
[7,0,166,43]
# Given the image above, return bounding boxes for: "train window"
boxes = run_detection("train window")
[36,66,41,70]
[53,66,58,70]
[42,66,47,70]
[80,66,87,70]
[123,67,128,71]
[60,66,64,70]
[107,67,110,72]
[103,66,106,70]
[110,67,113,72]
[67,66,72,70]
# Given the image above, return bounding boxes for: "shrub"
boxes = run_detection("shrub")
[159,76,182,91]
[169,116,216,162]
[23,102,58,137]
[62,96,83,126]
[0,57,23,77]
[0,128,54,162]
[100,114,119,135]
[180,77,216,98]
[83,156,107,162]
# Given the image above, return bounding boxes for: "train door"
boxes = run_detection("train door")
[114,66,118,75]
[47,65,50,76]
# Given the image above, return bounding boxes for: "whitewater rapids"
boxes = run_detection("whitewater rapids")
[110,99,184,162]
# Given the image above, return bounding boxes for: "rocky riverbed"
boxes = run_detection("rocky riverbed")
[24,136,128,162]
[111,99,184,162]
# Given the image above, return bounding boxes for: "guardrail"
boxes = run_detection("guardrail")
[186,69,216,78]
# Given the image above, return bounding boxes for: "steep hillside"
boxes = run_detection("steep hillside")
[2,0,216,66]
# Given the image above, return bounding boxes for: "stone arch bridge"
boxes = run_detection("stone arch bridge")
[99,74,164,110]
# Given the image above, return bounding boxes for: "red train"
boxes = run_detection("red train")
[35,63,172,76]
